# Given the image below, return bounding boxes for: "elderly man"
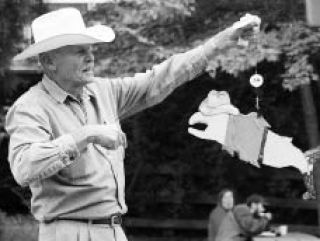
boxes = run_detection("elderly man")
[6,7,260,241]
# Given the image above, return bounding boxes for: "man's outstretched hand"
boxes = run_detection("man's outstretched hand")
[87,124,127,150]
[204,13,261,57]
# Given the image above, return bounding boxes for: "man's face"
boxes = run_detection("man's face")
[221,191,234,211]
[250,202,265,214]
[51,44,95,87]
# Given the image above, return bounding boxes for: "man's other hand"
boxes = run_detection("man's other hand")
[86,124,127,150]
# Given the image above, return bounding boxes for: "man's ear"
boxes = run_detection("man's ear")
[39,53,57,72]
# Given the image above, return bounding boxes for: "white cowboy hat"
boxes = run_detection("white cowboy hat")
[13,7,115,61]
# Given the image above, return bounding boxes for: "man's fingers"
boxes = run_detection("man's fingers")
[232,14,261,41]
[233,20,260,32]
[188,112,208,125]
[120,132,127,148]
[237,38,249,47]
[239,26,257,36]
[110,132,126,149]
[238,14,261,28]
[188,127,207,139]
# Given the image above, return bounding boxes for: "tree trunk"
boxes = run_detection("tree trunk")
[300,84,319,148]
[314,153,320,236]
[300,84,320,234]
[306,0,320,26]
[287,0,294,20]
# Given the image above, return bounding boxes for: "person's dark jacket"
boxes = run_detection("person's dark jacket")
[215,204,269,241]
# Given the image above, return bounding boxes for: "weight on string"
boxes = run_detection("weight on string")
[249,73,264,115]
[249,73,264,88]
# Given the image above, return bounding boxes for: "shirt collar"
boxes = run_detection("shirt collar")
[42,75,94,103]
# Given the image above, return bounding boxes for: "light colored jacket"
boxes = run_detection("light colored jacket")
[6,45,209,222]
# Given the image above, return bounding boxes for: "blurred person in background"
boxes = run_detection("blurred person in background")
[208,188,235,241]
[216,194,272,241]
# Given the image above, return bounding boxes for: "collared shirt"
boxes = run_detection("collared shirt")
[6,45,208,222]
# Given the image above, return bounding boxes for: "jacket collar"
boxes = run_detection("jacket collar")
[41,75,94,103]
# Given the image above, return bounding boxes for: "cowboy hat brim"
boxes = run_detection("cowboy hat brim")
[13,25,115,61]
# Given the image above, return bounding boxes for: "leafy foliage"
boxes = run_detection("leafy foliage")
[86,0,195,76]
[91,0,319,91]
[205,31,280,78]
[279,22,320,90]
[0,0,45,74]
[206,21,320,91]
[0,0,29,74]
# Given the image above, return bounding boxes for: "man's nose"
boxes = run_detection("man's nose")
[85,49,94,63]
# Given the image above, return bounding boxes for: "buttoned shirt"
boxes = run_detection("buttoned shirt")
[6,45,208,222]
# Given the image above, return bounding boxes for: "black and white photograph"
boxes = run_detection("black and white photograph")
[0,0,320,241]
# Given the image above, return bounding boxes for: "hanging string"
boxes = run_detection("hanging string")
[249,25,264,117]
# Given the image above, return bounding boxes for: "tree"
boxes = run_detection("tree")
[86,0,196,77]
[0,0,46,104]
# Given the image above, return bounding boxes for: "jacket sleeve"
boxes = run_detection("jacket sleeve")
[108,45,209,120]
[233,205,269,235]
[5,103,80,187]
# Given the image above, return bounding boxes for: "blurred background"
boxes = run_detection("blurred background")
[0,0,320,240]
